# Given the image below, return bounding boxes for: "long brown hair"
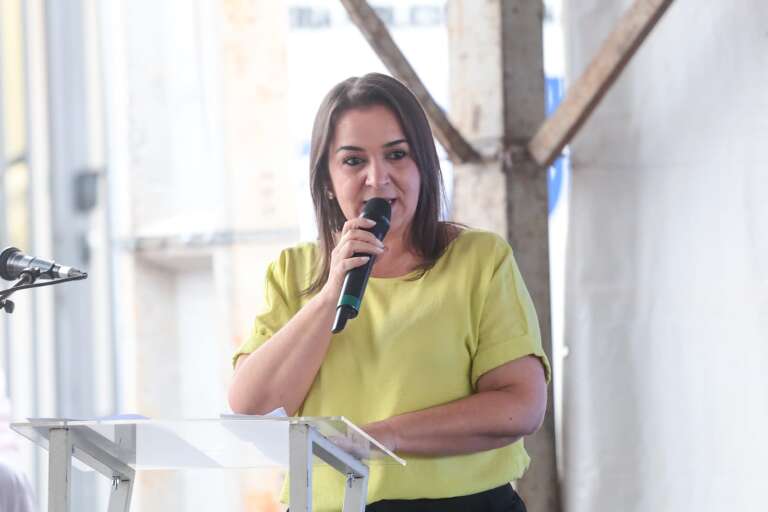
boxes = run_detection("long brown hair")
[305,73,459,295]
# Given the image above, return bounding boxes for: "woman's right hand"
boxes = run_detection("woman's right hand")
[321,217,385,302]
[230,217,385,415]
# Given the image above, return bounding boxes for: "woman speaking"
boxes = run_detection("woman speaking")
[229,73,550,512]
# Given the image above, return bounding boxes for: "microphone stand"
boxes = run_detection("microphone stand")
[0,267,88,314]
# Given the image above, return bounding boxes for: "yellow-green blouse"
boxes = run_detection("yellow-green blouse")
[233,229,550,511]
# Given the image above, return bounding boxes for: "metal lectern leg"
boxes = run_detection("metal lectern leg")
[107,424,135,512]
[107,476,134,512]
[48,428,73,512]
[289,423,313,512]
[310,433,369,512]
[289,422,371,512]
[341,473,368,512]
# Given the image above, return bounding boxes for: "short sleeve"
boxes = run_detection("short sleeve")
[232,253,297,368]
[470,243,552,388]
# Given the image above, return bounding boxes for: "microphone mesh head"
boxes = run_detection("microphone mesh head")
[361,198,391,241]
[0,247,21,281]
[362,197,391,223]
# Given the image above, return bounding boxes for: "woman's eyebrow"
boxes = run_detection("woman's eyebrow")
[335,145,364,153]
[335,139,407,153]
[383,139,407,148]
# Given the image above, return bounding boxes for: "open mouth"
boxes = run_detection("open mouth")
[364,198,396,207]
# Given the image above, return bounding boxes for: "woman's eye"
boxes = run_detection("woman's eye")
[343,156,364,166]
[387,150,407,160]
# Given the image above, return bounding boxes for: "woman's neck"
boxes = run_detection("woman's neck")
[371,232,421,278]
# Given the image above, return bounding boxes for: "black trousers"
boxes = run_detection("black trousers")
[288,484,526,512]
[365,484,526,512]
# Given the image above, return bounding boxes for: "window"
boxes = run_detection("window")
[410,5,443,27]
[289,7,331,29]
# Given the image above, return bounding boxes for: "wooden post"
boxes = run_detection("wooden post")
[344,1,674,511]
[528,0,675,167]
[500,2,561,511]
[340,0,481,164]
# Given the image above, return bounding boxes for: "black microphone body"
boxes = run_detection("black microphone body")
[332,198,391,333]
[0,247,86,281]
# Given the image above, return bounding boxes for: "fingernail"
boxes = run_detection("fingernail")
[364,218,376,225]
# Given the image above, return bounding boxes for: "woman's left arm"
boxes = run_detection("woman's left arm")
[363,355,547,456]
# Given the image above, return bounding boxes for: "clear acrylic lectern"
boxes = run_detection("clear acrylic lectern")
[11,417,405,512]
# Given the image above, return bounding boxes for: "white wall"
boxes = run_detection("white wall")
[563,1,768,511]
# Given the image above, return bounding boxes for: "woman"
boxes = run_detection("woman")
[1,371,36,512]
[229,73,550,512]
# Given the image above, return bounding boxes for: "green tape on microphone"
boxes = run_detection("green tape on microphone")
[338,294,361,311]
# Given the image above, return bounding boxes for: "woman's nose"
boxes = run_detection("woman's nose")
[365,158,390,187]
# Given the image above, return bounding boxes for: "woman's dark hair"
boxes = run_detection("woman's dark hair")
[305,73,460,295]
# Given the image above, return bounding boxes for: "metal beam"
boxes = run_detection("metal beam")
[44,2,100,507]
[339,0,482,164]
[528,0,675,167]
[0,0,10,401]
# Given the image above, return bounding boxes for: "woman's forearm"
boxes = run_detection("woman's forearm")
[228,290,337,416]
[229,218,385,415]
[365,385,546,456]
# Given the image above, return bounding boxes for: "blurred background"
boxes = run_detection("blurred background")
[1,0,765,511]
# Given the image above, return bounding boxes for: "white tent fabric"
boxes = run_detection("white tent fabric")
[562,1,768,511]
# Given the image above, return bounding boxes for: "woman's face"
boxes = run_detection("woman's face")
[328,105,421,242]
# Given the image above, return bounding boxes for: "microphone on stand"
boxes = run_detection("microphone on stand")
[331,198,391,333]
[0,247,87,281]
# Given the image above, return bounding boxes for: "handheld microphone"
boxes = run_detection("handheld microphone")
[331,198,391,333]
[0,247,87,281]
